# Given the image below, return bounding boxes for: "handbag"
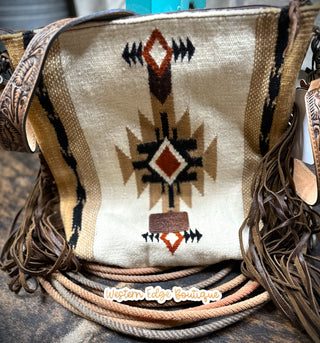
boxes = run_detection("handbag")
[0,1,319,341]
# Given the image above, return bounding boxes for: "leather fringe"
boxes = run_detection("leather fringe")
[240,108,320,342]
[1,108,319,340]
[0,154,80,293]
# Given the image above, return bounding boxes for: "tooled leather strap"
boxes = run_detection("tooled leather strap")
[305,79,320,205]
[0,9,134,152]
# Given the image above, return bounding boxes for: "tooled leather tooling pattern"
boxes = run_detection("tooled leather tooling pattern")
[0,10,134,153]
[0,18,72,152]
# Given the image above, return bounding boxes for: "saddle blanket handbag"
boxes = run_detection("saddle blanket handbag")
[0,1,320,341]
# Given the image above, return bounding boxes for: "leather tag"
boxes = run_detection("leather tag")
[149,212,189,233]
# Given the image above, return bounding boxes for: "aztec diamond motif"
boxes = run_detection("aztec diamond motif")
[122,34,195,67]
[122,30,195,105]
[149,137,187,185]
[117,29,215,255]
[116,108,217,212]
[141,29,173,77]
[117,28,217,213]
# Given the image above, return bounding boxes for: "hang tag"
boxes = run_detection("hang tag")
[149,211,189,233]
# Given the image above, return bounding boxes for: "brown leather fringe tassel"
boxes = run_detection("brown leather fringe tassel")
[240,109,320,342]
[0,154,80,293]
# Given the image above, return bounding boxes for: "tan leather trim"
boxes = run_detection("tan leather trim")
[293,158,317,205]
[305,78,320,205]
[291,87,318,205]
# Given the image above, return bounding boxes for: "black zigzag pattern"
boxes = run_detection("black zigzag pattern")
[142,233,160,242]
[172,38,195,62]
[184,229,202,243]
[35,77,86,249]
[142,229,202,243]
[259,8,289,155]
[122,42,143,66]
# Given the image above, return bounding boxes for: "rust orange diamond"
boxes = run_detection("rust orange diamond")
[156,146,181,178]
[142,28,173,77]
[149,138,187,185]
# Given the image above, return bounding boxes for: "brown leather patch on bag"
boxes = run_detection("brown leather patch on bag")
[149,212,189,233]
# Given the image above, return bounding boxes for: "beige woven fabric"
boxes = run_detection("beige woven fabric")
[58,10,257,266]
[26,6,318,267]
[242,12,279,213]
[40,40,101,260]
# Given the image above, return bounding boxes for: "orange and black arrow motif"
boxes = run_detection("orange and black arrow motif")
[122,29,195,104]
[142,229,203,255]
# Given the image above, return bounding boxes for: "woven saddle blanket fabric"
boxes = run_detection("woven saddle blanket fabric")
[1,4,318,268]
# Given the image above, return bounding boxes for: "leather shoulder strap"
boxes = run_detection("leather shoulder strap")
[0,9,134,152]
